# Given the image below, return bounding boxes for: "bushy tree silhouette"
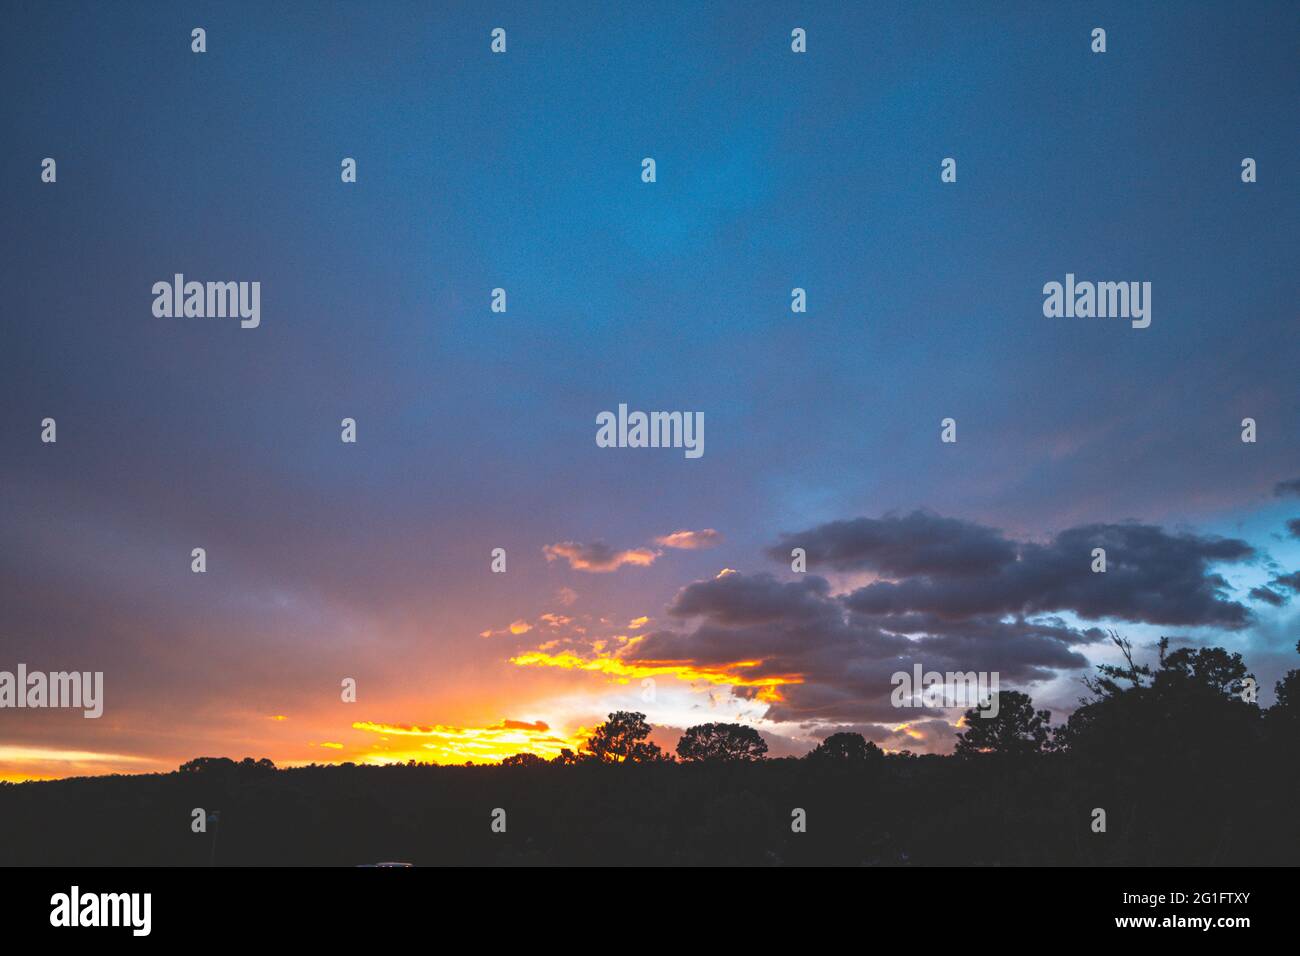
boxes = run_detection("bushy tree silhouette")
[501,752,546,768]
[583,711,666,763]
[1059,634,1260,760]
[807,732,882,763]
[179,756,276,776]
[676,723,768,762]
[955,690,1051,757]
[1266,639,1300,756]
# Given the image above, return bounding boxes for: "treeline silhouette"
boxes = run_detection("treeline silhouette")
[3,635,1297,865]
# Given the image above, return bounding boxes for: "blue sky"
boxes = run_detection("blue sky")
[1,1,1297,775]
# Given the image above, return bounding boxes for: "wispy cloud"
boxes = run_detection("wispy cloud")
[655,529,723,550]
[543,541,660,573]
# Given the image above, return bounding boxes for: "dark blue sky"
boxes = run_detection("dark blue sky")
[1,2,1297,776]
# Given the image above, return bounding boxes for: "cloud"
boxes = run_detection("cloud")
[669,572,837,626]
[510,647,798,700]
[543,541,660,573]
[655,528,723,550]
[837,520,1254,629]
[351,719,573,764]
[632,570,1095,726]
[769,511,1017,577]
[516,512,1256,740]
[1274,478,1300,497]
[498,719,549,731]
[1270,571,1300,592]
[1287,519,1300,539]
[1249,586,1287,607]
[479,618,536,638]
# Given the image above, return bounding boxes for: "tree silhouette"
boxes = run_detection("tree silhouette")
[807,732,882,763]
[502,752,546,768]
[583,711,665,763]
[179,756,276,776]
[1154,644,1255,698]
[1081,629,1152,699]
[676,722,768,762]
[955,690,1051,757]
[1266,638,1300,747]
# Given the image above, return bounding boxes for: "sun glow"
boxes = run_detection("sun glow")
[350,718,586,765]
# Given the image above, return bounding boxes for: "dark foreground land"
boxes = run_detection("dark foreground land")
[0,749,1294,868]
[4,640,1298,866]
[2,741,1296,867]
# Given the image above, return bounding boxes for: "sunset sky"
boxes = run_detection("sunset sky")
[2,2,1298,781]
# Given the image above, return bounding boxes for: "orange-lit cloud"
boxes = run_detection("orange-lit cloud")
[480,618,537,638]
[892,722,926,741]
[351,718,582,765]
[499,719,549,731]
[509,648,801,701]
[655,528,722,550]
[628,616,650,629]
[543,541,659,573]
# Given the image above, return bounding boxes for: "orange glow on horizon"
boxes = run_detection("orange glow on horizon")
[350,718,585,765]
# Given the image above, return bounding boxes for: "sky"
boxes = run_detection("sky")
[1,1,1298,780]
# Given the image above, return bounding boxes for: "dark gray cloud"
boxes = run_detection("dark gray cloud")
[1274,478,1300,498]
[621,513,1260,736]
[1250,586,1287,607]
[635,568,1095,726]
[768,511,1017,577]
[1271,571,1300,592]
[841,521,1254,628]
[1288,519,1300,539]
[669,572,837,625]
